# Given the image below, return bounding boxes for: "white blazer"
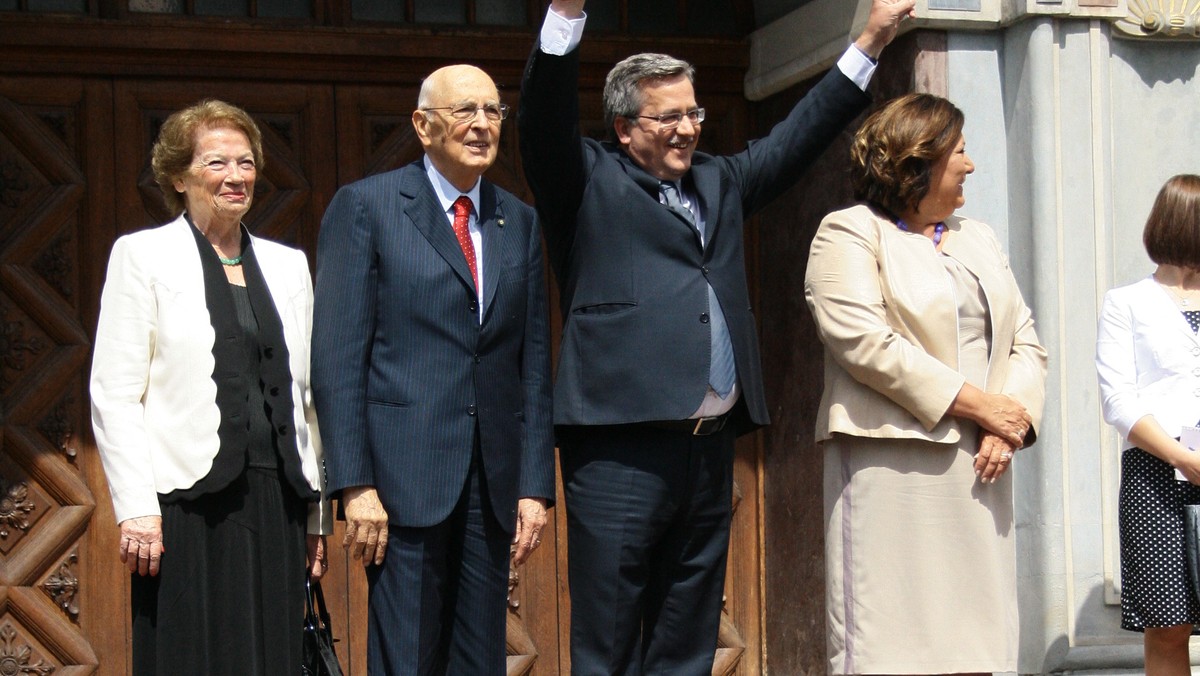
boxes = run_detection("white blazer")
[90,215,330,533]
[1097,275,1200,449]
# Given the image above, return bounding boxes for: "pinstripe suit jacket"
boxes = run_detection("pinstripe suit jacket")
[311,161,555,533]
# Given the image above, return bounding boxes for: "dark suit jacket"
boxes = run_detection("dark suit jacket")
[519,45,870,433]
[311,161,555,533]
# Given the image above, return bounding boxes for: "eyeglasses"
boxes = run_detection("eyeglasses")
[634,108,705,130]
[422,103,510,122]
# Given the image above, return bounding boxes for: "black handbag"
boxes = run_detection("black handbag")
[302,577,344,676]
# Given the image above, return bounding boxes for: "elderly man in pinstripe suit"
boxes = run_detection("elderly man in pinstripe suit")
[311,64,555,675]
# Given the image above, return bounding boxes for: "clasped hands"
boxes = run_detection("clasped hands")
[971,392,1032,483]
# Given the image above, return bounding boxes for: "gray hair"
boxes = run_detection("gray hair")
[603,53,695,139]
[417,77,434,110]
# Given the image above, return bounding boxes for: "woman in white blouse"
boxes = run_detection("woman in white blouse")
[1097,174,1200,675]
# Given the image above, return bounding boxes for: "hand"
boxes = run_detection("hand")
[550,0,585,19]
[511,498,548,566]
[949,385,1031,448]
[307,534,329,580]
[119,515,165,577]
[854,0,918,59]
[1177,442,1200,485]
[975,431,1018,483]
[342,486,389,567]
[973,392,1032,447]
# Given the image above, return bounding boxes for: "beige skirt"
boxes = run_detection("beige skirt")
[824,432,1018,674]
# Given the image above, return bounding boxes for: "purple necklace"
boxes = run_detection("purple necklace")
[896,219,946,246]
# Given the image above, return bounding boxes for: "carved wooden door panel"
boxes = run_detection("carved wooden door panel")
[0,77,113,675]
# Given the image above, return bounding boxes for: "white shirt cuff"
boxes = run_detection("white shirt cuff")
[837,45,876,92]
[540,7,587,55]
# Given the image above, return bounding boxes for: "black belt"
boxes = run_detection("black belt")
[642,413,729,436]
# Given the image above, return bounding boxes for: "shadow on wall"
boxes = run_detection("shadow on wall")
[1028,581,1144,673]
[1116,38,1200,87]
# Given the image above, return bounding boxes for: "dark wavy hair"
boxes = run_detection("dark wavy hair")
[850,93,964,218]
[150,99,264,217]
[1143,174,1200,268]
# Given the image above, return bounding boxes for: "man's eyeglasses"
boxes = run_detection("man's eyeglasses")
[422,103,510,122]
[634,108,705,130]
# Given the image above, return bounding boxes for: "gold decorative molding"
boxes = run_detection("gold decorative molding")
[1114,0,1200,39]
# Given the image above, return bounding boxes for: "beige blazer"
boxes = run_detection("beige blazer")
[804,204,1047,445]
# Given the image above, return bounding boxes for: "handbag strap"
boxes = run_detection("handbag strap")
[305,576,328,631]
[311,576,334,628]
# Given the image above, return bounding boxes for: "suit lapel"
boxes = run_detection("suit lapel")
[689,160,721,256]
[615,149,701,247]
[401,164,477,296]
[478,181,502,319]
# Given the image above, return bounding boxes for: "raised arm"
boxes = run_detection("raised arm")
[854,0,917,59]
[518,1,589,272]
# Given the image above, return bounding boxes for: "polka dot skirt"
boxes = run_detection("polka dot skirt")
[1120,447,1200,631]
[1118,312,1200,631]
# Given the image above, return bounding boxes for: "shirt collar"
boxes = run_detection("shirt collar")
[423,155,482,219]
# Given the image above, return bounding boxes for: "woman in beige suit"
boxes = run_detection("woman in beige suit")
[805,93,1047,674]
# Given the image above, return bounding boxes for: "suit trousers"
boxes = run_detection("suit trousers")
[365,440,509,676]
[558,423,736,676]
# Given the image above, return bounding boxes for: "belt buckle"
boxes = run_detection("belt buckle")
[692,416,723,436]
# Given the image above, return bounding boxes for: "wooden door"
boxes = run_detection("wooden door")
[0,49,763,676]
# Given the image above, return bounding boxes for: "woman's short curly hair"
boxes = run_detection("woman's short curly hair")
[150,99,263,217]
[1143,174,1200,268]
[850,93,964,218]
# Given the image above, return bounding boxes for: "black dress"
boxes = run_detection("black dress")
[1118,309,1200,632]
[130,283,308,675]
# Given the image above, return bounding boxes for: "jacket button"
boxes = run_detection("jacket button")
[263,347,274,359]
[467,405,477,416]
[699,313,709,324]
[270,386,280,397]
[469,300,478,312]
[474,355,482,364]
[277,424,288,435]
[701,266,709,276]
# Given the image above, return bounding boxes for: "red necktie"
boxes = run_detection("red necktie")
[452,195,479,295]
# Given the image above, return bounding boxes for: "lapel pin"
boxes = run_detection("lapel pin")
[497,217,505,227]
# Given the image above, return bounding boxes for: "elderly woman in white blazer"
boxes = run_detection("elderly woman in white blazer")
[90,100,330,675]
[1097,174,1200,675]
[805,93,1047,675]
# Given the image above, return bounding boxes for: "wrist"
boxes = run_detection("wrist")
[854,34,885,60]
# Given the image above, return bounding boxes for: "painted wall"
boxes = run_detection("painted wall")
[947,21,1200,671]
